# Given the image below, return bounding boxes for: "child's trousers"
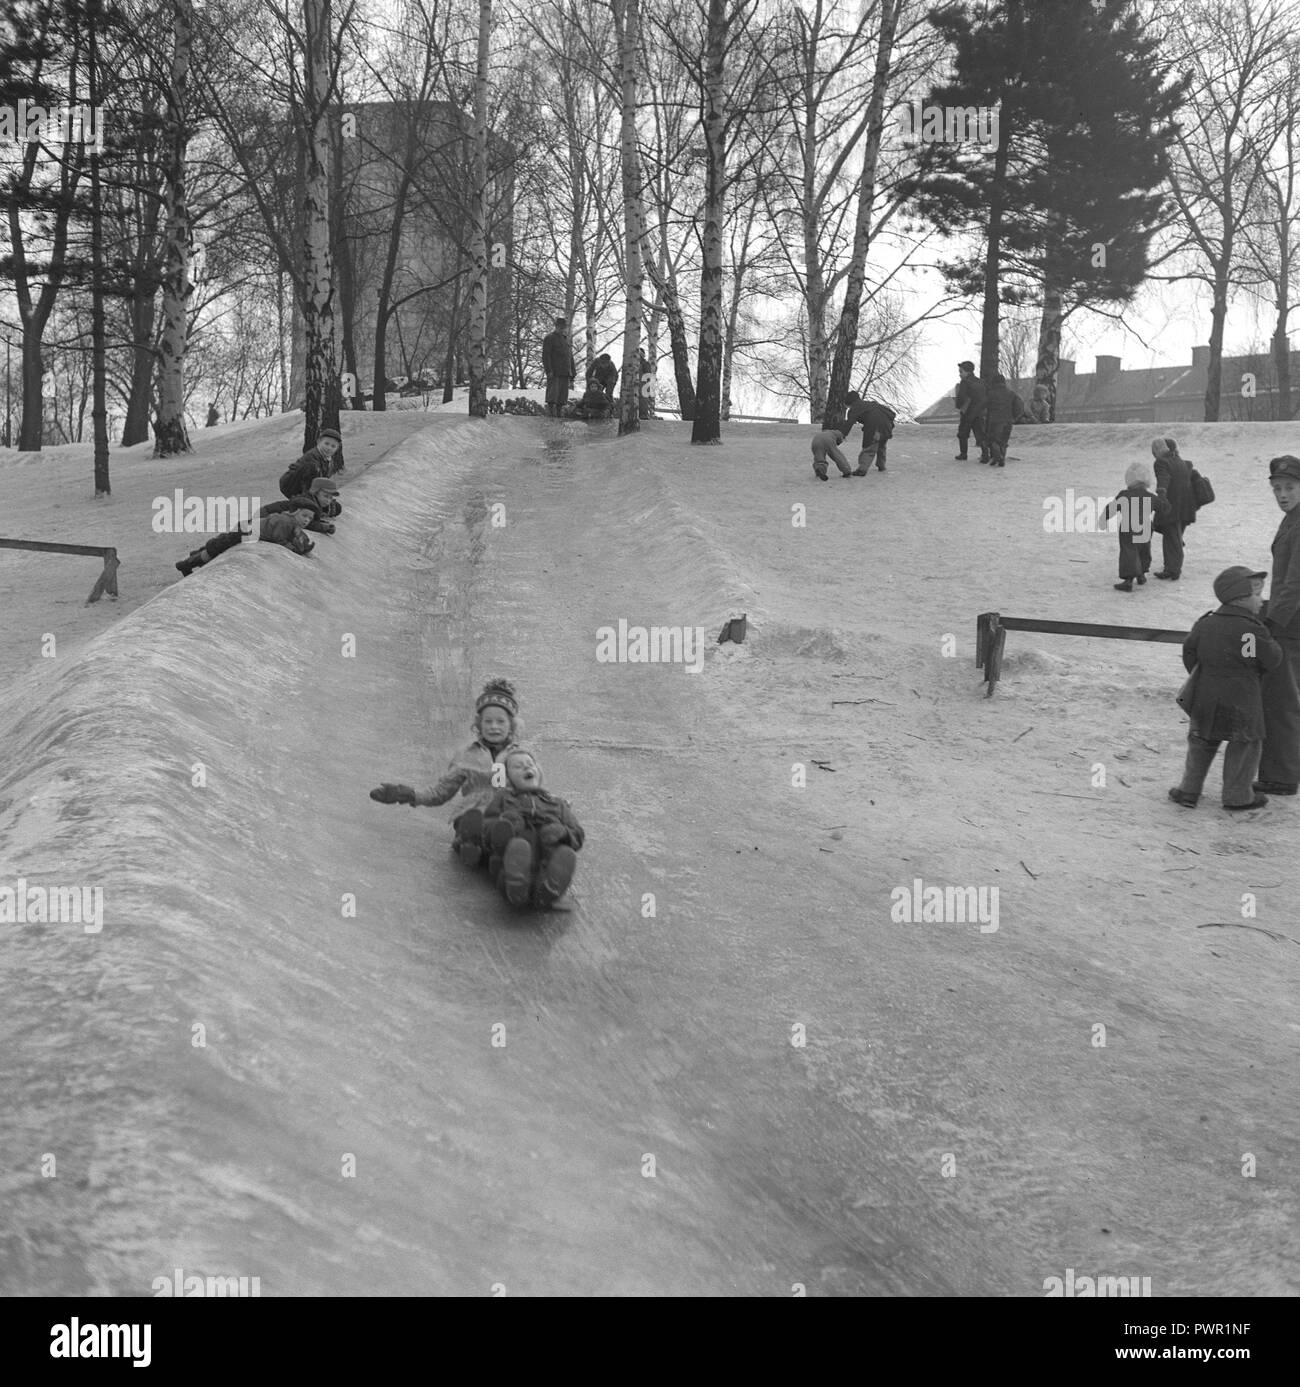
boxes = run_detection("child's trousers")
[1178,733,1262,807]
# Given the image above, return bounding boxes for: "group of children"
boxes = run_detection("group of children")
[174,428,346,576]
[369,679,586,909]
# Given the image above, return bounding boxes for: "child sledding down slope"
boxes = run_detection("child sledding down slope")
[480,745,585,908]
[369,678,522,865]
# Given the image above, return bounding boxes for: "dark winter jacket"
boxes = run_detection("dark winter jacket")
[259,512,314,555]
[954,376,987,422]
[1154,452,1197,531]
[1265,506,1300,640]
[279,445,344,499]
[423,736,518,820]
[542,331,576,381]
[1181,604,1283,742]
[259,495,338,534]
[851,400,896,441]
[481,786,585,850]
[589,357,618,394]
[983,382,1024,427]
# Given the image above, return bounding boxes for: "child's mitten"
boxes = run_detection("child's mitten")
[370,783,417,805]
[538,822,569,849]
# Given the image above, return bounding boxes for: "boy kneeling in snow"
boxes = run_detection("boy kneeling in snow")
[481,746,584,908]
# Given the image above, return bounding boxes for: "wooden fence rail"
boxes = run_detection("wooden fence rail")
[0,538,120,605]
[976,611,1187,697]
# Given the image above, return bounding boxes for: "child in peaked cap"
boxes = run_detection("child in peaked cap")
[1169,566,1282,811]
[370,678,523,866]
[480,745,585,908]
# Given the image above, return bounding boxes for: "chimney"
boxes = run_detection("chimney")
[1096,354,1121,381]
[1191,346,1210,369]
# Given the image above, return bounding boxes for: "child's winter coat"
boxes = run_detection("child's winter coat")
[279,444,343,499]
[1103,462,1170,579]
[424,736,518,819]
[1181,605,1283,742]
[480,786,585,850]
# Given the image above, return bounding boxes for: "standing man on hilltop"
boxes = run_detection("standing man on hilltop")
[542,317,576,418]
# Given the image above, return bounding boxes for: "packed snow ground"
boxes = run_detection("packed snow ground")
[0,410,1296,1295]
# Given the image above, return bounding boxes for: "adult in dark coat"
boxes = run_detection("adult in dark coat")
[982,374,1024,467]
[1256,454,1300,793]
[954,361,988,461]
[542,318,576,417]
[1151,437,1197,580]
[1170,567,1281,808]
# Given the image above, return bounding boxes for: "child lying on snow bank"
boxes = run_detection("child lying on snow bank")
[174,479,341,576]
[369,678,522,865]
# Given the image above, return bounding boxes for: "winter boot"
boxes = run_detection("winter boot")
[1225,795,1269,811]
[501,837,534,906]
[1167,787,1198,808]
[1114,579,1134,592]
[1253,780,1297,795]
[534,846,577,908]
[175,550,207,577]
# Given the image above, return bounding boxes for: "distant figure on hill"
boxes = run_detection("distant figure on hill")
[588,354,618,403]
[1025,385,1051,423]
[954,361,987,462]
[981,374,1024,467]
[637,348,653,419]
[542,317,576,418]
[1150,437,1197,581]
[205,402,219,428]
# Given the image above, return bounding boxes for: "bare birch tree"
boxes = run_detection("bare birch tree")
[154,0,194,457]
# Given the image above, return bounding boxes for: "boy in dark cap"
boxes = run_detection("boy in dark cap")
[954,361,988,462]
[279,428,343,498]
[1256,455,1300,794]
[1169,566,1281,811]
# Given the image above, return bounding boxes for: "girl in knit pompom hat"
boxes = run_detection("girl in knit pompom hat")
[369,678,523,867]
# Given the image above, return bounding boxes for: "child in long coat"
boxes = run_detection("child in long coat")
[279,428,344,498]
[369,678,523,865]
[1103,460,1169,592]
[1169,567,1282,810]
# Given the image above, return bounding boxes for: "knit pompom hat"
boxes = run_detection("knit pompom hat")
[476,678,519,718]
[1125,459,1154,488]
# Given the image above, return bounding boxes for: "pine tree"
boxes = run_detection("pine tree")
[901,0,1185,404]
